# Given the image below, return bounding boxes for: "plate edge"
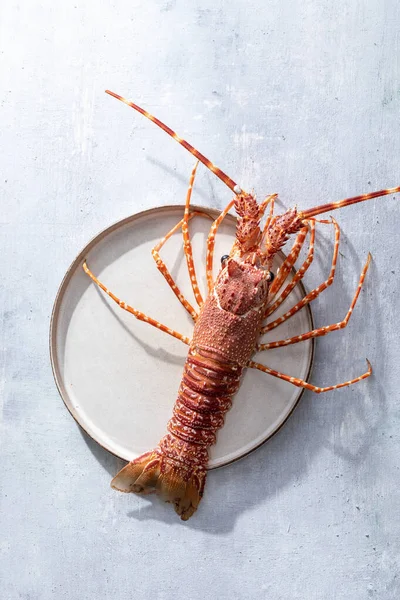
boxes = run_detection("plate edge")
[49,204,315,470]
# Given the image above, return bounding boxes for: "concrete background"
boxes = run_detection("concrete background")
[1,1,399,598]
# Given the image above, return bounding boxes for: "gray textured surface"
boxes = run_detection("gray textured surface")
[1,1,399,598]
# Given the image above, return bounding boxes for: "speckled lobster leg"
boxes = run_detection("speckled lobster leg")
[151,210,206,320]
[261,219,339,333]
[205,199,235,292]
[152,165,215,314]
[82,261,190,345]
[264,219,316,318]
[257,252,371,350]
[248,359,372,394]
[182,162,205,308]
[267,226,309,301]
[261,193,276,234]
[259,194,277,219]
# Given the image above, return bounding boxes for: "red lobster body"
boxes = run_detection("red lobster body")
[83,90,400,521]
[112,200,274,519]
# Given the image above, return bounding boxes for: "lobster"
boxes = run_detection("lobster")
[83,90,400,520]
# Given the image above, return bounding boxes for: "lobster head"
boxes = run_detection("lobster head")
[214,257,269,315]
[214,192,304,314]
[231,192,304,263]
[215,192,303,315]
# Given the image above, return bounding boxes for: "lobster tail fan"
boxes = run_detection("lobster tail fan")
[111,450,206,521]
[111,451,161,494]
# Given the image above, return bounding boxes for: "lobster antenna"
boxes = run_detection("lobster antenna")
[105,90,241,194]
[299,186,400,220]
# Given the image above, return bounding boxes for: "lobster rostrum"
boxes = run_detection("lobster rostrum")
[83,90,400,520]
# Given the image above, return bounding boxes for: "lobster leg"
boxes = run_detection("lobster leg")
[267,226,309,300]
[206,199,235,292]
[265,220,316,318]
[262,219,339,332]
[261,194,276,235]
[83,261,190,345]
[152,220,197,320]
[260,194,277,220]
[182,162,205,308]
[257,253,371,350]
[248,359,372,394]
[152,199,211,319]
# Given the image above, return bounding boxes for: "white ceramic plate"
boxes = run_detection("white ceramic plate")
[50,205,314,469]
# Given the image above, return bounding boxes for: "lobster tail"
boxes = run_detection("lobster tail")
[111,348,242,520]
[111,449,207,520]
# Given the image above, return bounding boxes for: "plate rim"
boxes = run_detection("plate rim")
[49,204,315,470]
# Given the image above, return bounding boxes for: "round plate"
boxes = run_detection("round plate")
[50,205,314,469]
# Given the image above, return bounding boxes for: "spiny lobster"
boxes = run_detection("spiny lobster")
[83,90,400,520]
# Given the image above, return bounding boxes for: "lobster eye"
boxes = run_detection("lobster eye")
[267,271,275,282]
[221,255,230,265]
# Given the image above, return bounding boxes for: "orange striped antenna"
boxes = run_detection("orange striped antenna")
[105,90,241,194]
[300,186,400,220]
